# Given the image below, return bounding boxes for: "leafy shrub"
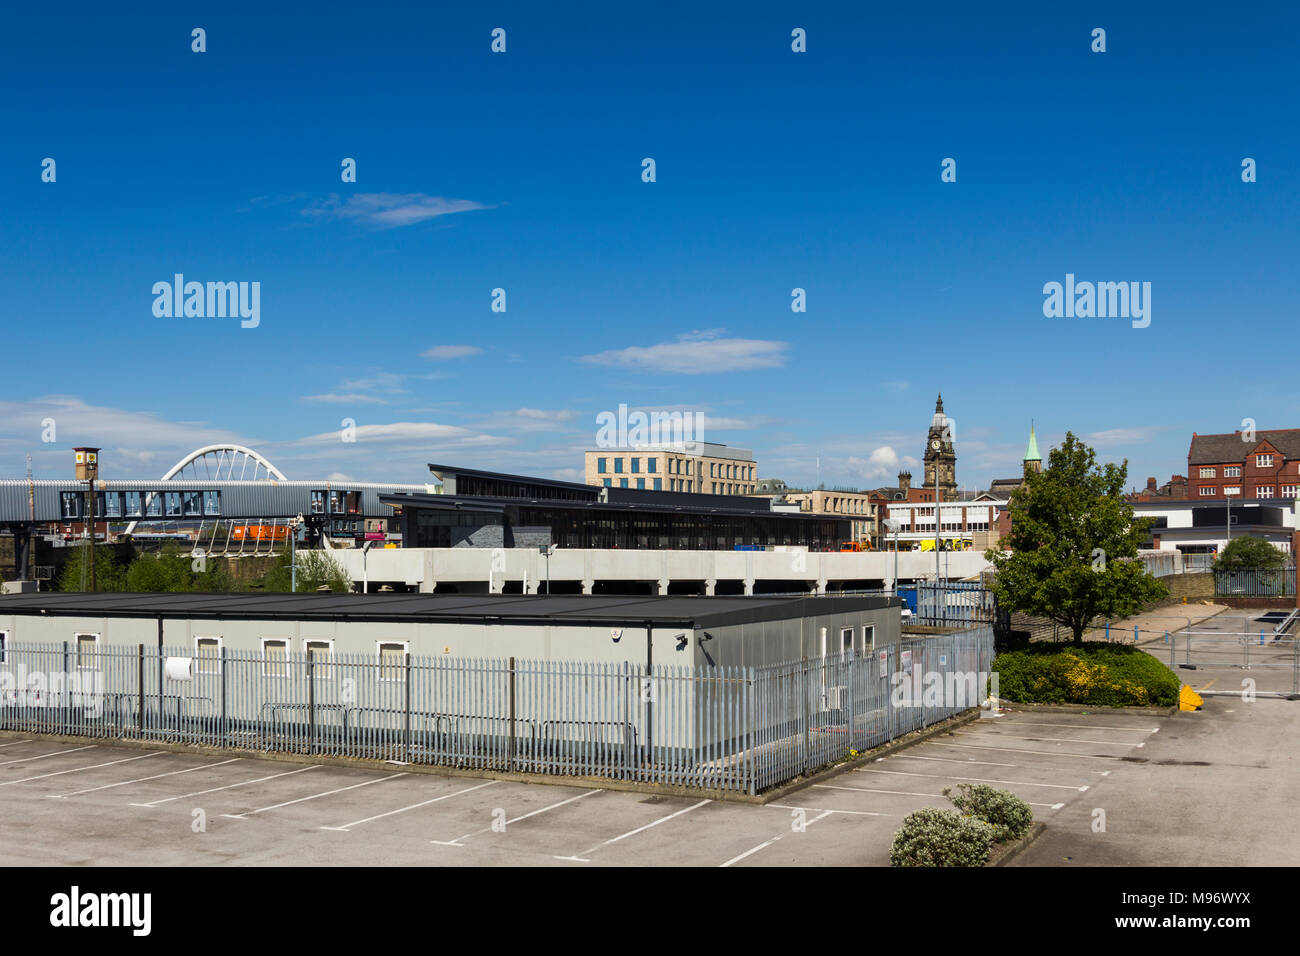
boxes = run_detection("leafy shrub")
[944,784,1033,842]
[992,642,1179,707]
[1214,535,1286,572]
[889,807,994,867]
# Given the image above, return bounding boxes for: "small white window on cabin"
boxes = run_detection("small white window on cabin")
[261,638,289,678]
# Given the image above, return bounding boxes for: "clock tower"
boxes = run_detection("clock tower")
[923,394,958,502]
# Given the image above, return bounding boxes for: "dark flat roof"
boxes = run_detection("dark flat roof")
[428,463,595,493]
[383,492,844,522]
[0,592,898,629]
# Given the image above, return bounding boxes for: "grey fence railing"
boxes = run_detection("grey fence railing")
[915,582,996,626]
[1214,567,1297,598]
[0,626,994,795]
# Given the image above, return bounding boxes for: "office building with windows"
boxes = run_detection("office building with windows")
[584,442,757,496]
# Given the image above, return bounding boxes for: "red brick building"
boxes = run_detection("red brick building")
[1187,430,1300,500]
[1127,474,1188,502]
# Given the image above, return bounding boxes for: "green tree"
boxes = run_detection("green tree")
[295,550,352,592]
[984,432,1167,644]
[1214,536,1286,572]
[56,545,127,592]
[125,546,196,592]
[258,549,352,593]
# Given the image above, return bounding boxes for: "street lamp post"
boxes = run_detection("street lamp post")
[539,543,555,594]
[1226,490,1236,548]
[935,468,943,625]
[290,513,304,593]
[883,519,900,595]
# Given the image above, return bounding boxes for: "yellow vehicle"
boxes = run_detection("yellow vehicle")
[919,539,970,552]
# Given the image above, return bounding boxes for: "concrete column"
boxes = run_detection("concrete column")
[743,579,754,596]
[816,578,827,595]
[705,579,716,596]
[657,578,670,595]
[582,578,594,595]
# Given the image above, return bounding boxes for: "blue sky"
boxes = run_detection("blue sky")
[2,1,1296,492]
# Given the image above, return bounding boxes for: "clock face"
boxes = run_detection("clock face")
[930,440,940,451]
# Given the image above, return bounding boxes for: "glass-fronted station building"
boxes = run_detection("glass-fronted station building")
[384,465,850,552]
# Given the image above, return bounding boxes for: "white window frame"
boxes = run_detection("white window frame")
[377,640,410,682]
[1224,466,1242,478]
[0,630,7,665]
[840,626,855,655]
[1199,467,1216,478]
[1282,485,1299,498]
[261,637,290,678]
[75,632,100,669]
[1257,455,1274,468]
[194,635,223,675]
[1223,486,1241,496]
[1257,486,1275,498]
[1199,487,1216,496]
[304,639,335,678]
[862,625,876,652]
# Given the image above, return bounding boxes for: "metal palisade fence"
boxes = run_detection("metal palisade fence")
[1214,566,1297,598]
[914,581,996,626]
[0,626,994,796]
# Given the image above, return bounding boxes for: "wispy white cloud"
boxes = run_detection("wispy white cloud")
[1084,426,1166,448]
[0,395,259,478]
[299,393,389,405]
[303,193,493,229]
[338,372,413,394]
[422,345,484,361]
[465,408,581,433]
[579,330,789,375]
[290,422,506,447]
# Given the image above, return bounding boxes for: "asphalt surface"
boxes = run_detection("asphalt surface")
[1013,694,1300,866]
[0,708,1160,866]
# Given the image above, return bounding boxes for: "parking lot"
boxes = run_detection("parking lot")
[0,707,1167,866]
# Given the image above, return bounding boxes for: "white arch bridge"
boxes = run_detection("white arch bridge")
[0,443,433,562]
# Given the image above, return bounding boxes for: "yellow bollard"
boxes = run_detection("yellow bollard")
[1179,685,1203,711]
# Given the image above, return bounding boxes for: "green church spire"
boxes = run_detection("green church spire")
[1024,423,1041,463]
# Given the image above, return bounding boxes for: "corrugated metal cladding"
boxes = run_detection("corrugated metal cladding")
[0,479,430,522]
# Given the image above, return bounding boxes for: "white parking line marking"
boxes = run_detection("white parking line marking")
[0,751,162,788]
[222,773,408,819]
[320,779,501,832]
[431,789,603,847]
[996,721,1158,733]
[921,741,1119,760]
[130,764,321,807]
[555,799,711,861]
[51,758,243,798]
[0,745,95,767]
[855,768,1088,791]
[770,804,890,817]
[814,783,1061,809]
[891,753,1018,768]
[953,731,1138,746]
[0,739,36,749]
[719,809,834,867]
[888,753,1112,775]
